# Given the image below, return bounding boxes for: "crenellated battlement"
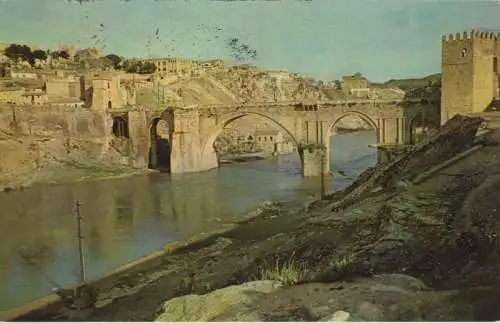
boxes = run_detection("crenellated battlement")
[441,28,500,125]
[442,30,500,42]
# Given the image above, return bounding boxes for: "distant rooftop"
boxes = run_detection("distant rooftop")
[342,73,367,81]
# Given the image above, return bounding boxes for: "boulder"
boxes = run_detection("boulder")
[288,274,473,321]
[154,280,282,321]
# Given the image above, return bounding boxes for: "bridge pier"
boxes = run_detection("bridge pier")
[127,110,150,168]
[169,108,207,173]
[301,147,329,177]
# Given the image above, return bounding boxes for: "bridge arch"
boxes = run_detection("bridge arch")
[327,111,379,136]
[200,111,302,167]
[407,108,437,144]
[325,111,380,173]
[149,116,172,171]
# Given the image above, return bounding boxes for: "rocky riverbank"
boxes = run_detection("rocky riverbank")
[17,115,500,321]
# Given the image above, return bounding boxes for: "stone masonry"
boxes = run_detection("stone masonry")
[441,30,500,124]
[146,99,432,176]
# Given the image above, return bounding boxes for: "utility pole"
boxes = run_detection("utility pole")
[75,201,86,285]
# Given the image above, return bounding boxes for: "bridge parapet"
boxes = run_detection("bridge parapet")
[194,97,430,113]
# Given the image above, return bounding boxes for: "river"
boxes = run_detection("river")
[0,131,378,312]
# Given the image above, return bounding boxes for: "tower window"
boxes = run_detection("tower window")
[461,48,467,57]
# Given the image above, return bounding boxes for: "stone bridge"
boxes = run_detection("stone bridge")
[111,98,435,176]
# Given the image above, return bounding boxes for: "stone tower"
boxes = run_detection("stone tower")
[441,30,500,125]
[91,78,112,111]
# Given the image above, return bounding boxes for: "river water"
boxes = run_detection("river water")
[0,131,378,312]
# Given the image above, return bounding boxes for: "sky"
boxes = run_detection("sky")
[0,0,500,82]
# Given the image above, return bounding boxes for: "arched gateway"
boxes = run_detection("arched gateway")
[147,100,430,176]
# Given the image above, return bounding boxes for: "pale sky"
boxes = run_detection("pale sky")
[0,0,499,82]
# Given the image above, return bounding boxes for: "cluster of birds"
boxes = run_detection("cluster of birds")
[68,2,259,63]
[226,37,258,61]
[146,24,226,59]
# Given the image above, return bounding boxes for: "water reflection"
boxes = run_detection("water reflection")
[0,131,377,311]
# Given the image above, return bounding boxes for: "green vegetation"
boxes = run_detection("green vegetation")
[255,255,308,286]
[3,44,50,65]
[51,49,71,60]
[122,60,157,74]
[329,253,355,274]
[105,54,122,69]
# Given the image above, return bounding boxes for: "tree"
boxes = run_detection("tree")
[31,49,48,62]
[139,62,156,74]
[105,54,122,68]
[59,50,70,59]
[122,60,156,74]
[100,57,115,69]
[123,60,139,73]
[4,44,32,62]
[51,50,70,60]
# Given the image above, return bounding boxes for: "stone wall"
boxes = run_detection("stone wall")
[441,31,500,124]
[45,79,76,99]
[0,104,133,188]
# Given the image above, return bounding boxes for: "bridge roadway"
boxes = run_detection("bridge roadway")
[109,97,432,115]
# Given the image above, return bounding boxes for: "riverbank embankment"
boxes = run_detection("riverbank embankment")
[11,115,500,321]
[0,162,157,193]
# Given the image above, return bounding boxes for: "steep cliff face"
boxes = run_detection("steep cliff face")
[0,105,133,190]
[160,69,328,106]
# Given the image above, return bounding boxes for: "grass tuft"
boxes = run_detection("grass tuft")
[255,252,308,286]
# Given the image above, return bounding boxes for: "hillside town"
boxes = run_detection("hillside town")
[2,0,500,320]
[0,42,439,159]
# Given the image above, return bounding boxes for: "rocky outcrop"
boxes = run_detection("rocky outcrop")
[148,115,500,322]
[0,105,134,190]
[164,69,328,105]
[154,280,283,321]
[321,114,482,211]
[154,275,473,321]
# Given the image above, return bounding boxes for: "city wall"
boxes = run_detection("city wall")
[0,105,145,188]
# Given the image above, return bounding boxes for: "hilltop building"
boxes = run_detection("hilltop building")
[137,57,197,77]
[131,57,225,77]
[198,59,224,72]
[441,30,500,124]
[342,73,371,97]
[0,68,135,109]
